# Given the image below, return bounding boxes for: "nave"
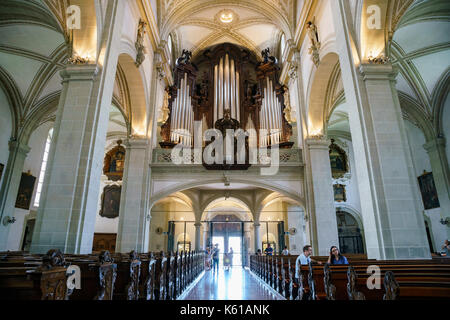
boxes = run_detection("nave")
[181,267,282,300]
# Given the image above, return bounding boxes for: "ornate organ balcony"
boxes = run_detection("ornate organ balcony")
[158,43,296,170]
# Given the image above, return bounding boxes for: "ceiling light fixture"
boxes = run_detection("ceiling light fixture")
[220,11,233,23]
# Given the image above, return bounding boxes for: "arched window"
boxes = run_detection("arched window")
[280,33,286,61]
[167,34,173,65]
[33,127,53,207]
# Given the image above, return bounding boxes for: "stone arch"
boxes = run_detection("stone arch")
[0,66,21,140]
[19,92,59,146]
[307,52,340,135]
[335,205,366,254]
[398,91,435,142]
[432,68,450,136]
[201,196,253,222]
[150,178,304,209]
[117,53,148,136]
[161,0,293,44]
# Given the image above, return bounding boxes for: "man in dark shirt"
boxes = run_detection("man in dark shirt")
[264,243,274,256]
[212,243,220,273]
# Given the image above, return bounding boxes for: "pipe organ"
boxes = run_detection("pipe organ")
[160,44,293,153]
[170,72,194,146]
[213,54,240,124]
[260,77,283,147]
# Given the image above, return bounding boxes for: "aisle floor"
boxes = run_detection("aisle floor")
[181,266,283,300]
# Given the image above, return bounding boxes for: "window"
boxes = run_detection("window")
[33,128,53,207]
[280,33,286,61]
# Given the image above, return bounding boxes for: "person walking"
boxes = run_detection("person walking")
[212,243,220,273]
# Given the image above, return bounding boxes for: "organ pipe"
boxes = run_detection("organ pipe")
[214,54,241,122]
[260,76,282,146]
[170,72,193,146]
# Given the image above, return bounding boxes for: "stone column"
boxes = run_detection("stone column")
[305,138,339,256]
[287,205,306,255]
[115,138,150,253]
[331,0,430,259]
[202,223,209,250]
[194,222,202,251]
[0,141,30,250]
[244,223,251,266]
[254,222,262,253]
[30,1,125,254]
[424,137,450,238]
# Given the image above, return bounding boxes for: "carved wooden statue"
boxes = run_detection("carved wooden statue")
[383,271,400,300]
[323,263,336,300]
[347,265,365,300]
[145,252,156,300]
[307,262,317,300]
[125,250,141,300]
[135,19,147,67]
[34,249,69,300]
[94,250,117,301]
[159,252,167,300]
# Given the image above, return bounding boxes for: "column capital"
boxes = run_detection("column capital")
[60,64,99,82]
[423,137,446,153]
[253,222,261,227]
[305,137,330,149]
[359,63,397,81]
[8,140,30,156]
[194,222,202,227]
[124,137,149,149]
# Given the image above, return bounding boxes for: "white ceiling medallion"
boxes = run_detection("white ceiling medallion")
[215,9,239,27]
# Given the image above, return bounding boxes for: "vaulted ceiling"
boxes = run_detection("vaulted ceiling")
[158,0,296,59]
[0,0,67,139]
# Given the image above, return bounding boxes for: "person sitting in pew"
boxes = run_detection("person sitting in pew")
[256,249,262,256]
[281,246,289,255]
[295,245,322,283]
[327,246,349,265]
[441,239,450,257]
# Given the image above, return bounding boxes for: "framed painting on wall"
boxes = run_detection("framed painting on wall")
[417,171,440,210]
[99,185,121,219]
[334,184,347,202]
[15,171,36,210]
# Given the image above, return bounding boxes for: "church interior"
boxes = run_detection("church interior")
[0,0,449,301]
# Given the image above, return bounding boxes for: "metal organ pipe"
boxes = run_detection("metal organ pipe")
[213,65,219,125]
[260,76,283,146]
[213,54,241,122]
[169,72,194,146]
[230,58,236,119]
[235,71,240,122]
[218,57,223,120]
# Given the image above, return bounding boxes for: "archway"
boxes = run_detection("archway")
[336,209,365,254]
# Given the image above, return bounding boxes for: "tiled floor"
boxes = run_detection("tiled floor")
[181,267,282,300]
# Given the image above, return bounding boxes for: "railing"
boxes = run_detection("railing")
[151,148,303,166]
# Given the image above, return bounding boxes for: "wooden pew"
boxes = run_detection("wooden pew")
[250,254,450,300]
[112,250,141,300]
[69,250,117,300]
[0,249,68,300]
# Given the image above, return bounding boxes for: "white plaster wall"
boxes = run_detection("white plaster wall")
[149,203,168,251]
[286,205,306,254]
[0,87,12,167]
[443,94,450,164]
[302,0,337,110]
[404,119,448,251]
[334,137,362,215]
[7,122,53,250]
